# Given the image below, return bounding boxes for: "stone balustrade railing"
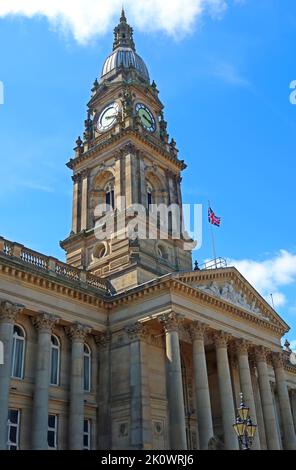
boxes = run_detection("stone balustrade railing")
[0,236,110,294]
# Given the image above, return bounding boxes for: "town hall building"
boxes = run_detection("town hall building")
[0,11,296,450]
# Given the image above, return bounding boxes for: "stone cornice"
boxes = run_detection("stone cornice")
[66,129,185,172]
[0,251,289,337]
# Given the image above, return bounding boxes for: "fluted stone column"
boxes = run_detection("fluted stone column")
[96,332,112,450]
[235,340,260,449]
[126,322,152,449]
[255,347,280,449]
[0,300,23,450]
[214,331,238,450]
[273,353,296,450]
[189,321,213,449]
[32,313,59,449]
[67,322,91,450]
[161,313,187,450]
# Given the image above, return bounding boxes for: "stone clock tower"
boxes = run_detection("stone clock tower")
[61,10,192,291]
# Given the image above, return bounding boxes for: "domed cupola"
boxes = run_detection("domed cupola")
[101,9,150,84]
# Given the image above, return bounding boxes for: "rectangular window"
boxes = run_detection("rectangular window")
[83,419,91,450]
[48,415,58,449]
[7,409,20,450]
[84,354,91,392]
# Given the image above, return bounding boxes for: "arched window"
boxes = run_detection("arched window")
[84,344,91,392]
[11,325,25,379]
[50,335,60,386]
[105,181,114,210]
[146,182,153,208]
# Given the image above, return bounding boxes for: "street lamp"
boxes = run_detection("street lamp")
[233,393,257,450]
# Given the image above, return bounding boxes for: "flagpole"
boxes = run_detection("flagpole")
[208,200,218,268]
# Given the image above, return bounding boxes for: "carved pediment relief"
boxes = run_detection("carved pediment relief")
[192,280,270,321]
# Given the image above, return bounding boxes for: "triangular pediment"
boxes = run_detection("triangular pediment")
[175,267,289,332]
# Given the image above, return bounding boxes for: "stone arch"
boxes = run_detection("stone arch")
[145,170,167,206]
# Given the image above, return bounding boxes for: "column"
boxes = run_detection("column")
[235,340,260,449]
[126,322,153,449]
[249,358,267,449]
[71,174,79,233]
[214,331,238,450]
[189,321,213,449]
[96,332,112,450]
[255,347,281,449]
[81,170,89,231]
[160,312,187,450]
[67,322,91,450]
[0,300,23,450]
[290,390,296,432]
[32,313,59,449]
[272,353,296,450]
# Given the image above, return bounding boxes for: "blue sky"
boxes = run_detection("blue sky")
[0,0,296,345]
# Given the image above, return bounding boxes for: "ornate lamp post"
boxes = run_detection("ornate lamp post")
[233,393,257,450]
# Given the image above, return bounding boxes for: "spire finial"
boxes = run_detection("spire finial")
[120,6,127,23]
[113,7,136,51]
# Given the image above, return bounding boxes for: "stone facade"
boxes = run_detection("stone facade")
[0,12,296,450]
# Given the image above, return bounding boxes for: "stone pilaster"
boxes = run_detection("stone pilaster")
[272,353,296,450]
[234,340,260,449]
[255,347,281,449]
[32,313,59,449]
[126,322,152,449]
[67,322,91,449]
[160,312,187,450]
[81,169,89,231]
[96,331,112,450]
[189,321,213,449]
[213,331,238,450]
[0,300,23,450]
[71,174,80,233]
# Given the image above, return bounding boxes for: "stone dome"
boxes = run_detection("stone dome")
[101,47,150,82]
[100,9,150,84]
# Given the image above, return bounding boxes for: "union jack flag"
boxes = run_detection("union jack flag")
[208,207,221,227]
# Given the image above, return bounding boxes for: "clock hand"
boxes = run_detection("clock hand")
[143,115,152,125]
[105,114,117,120]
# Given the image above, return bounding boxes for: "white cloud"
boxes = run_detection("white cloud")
[211,61,250,87]
[228,250,296,308]
[0,0,229,43]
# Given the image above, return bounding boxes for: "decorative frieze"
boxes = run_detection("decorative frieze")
[32,312,60,333]
[0,299,24,323]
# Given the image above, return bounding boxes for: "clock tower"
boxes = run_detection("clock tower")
[61,10,193,292]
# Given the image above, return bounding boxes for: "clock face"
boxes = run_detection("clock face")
[97,102,119,132]
[136,103,156,132]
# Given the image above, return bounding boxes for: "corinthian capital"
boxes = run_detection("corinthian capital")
[0,299,24,323]
[213,330,232,348]
[66,322,91,342]
[234,338,250,355]
[189,321,207,341]
[32,312,60,333]
[159,312,183,333]
[255,346,268,363]
[125,322,149,341]
[272,352,285,369]
[95,331,112,350]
